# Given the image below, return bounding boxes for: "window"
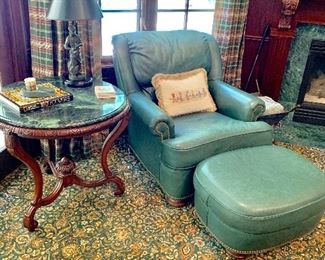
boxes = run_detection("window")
[100,0,141,57]
[100,0,215,57]
[157,0,215,33]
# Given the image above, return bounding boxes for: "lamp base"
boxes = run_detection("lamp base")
[64,77,93,88]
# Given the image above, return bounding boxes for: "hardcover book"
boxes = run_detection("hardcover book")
[0,82,73,113]
[94,85,116,99]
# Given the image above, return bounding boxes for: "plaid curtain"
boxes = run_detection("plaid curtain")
[212,0,249,88]
[29,0,104,160]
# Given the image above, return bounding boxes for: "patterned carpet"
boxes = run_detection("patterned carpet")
[0,136,324,259]
[273,109,325,149]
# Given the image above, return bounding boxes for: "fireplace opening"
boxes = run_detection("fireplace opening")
[293,39,325,126]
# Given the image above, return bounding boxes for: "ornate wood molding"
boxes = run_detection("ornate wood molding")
[0,103,130,139]
[278,0,300,29]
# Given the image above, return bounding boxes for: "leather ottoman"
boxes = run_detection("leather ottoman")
[193,145,325,255]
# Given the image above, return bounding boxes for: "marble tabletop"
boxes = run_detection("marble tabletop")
[0,77,128,129]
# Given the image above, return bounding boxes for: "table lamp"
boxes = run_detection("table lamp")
[47,0,103,88]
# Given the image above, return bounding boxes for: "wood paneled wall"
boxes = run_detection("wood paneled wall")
[242,0,285,98]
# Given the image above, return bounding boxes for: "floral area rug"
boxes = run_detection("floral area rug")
[273,109,325,149]
[0,137,324,259]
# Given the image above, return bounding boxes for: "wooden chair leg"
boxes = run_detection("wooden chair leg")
[165,194,193,208]
[227,250,251,259]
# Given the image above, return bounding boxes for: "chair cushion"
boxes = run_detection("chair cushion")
[152,68,216,117]
[161,112,273,168]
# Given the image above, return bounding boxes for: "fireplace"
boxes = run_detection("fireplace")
[293,40,325,125]
[243,0,325,109]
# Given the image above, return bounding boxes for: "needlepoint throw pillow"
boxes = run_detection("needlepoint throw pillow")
[151,68,217,117]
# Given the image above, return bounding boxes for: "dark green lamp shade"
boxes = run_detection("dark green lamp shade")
[47,0,103,21]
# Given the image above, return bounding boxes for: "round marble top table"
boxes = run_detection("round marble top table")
[0,77,130,231]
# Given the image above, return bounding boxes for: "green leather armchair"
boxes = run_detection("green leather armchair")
[112,30,273,206]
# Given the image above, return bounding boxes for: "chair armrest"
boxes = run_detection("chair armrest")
[208,80,265,121]
[128,92,175,140]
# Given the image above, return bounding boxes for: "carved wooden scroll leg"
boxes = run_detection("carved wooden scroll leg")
[5,133,44,231]
[101,112,130,196]
[43,139,56,174]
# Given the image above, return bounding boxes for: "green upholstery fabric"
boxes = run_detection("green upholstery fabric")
[162,112,272,168]
[194,145,325,253]
[209,80,265,122]
[112,30,273,203]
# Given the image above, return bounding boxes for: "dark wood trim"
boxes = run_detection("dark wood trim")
[295,0,325,26]
[245,35,271,42]
[261,28,296,100]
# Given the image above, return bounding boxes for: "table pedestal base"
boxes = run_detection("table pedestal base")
[4,114,129,231]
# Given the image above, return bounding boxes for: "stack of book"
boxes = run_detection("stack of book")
[0,82,73,113]
[94,85,116,100]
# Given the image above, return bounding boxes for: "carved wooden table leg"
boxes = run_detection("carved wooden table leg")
[100,113,130,195]
[43,139,56,174]
[5,134,78,231]
[5,133,44,231]
[45,112,130,194]
[5,133,78,231]
[71,113,130,193]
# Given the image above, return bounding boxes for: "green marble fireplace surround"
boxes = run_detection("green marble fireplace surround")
[280,24,325,103]
[273,24,325,148]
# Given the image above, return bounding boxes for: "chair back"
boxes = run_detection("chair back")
[112,30,223,95]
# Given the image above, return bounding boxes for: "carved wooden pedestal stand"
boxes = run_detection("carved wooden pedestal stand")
[2,106,130,232]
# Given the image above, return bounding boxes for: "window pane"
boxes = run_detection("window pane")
[101,0,137,10]
[189,0,215,9]
[102,13,137,56]
[158,0,186,9]
[157,12,185,31]
[187,12,214,34]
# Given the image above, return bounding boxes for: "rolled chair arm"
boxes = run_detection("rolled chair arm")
[208,80,265,121]
[128,92,175,140]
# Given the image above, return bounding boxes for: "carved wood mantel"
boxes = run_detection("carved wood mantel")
[278,0,300,29]
[243,0,325,101]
